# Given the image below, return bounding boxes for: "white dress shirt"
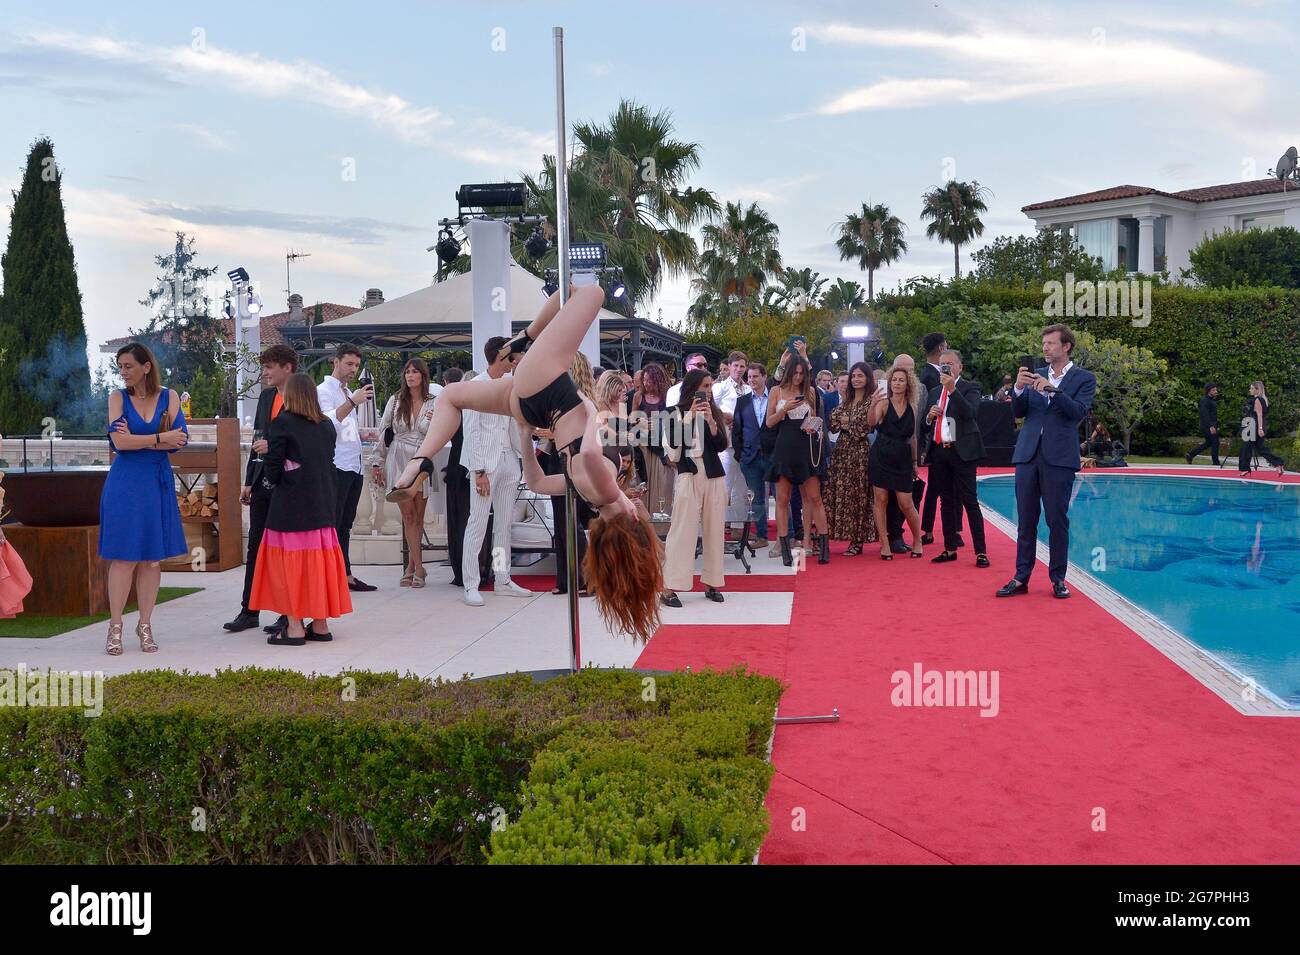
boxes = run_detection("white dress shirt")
[711,376,751,416]
[1013,361,1073,401]
[665,381,683,408]
[317,375,363,473]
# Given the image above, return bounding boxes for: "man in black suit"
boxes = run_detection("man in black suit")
[922,349,989,567]
[224,344,298,632]
[997,324,1097,599]
[916,331,960,545]
[1186,382,1221,465]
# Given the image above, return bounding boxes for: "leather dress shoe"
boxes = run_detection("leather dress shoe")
[1052,581,1071,599]
[954,534,966,548]
[223,610,260,632]
[995,579,1028,598]
[975,554,990,568]
[920,533,934,545]
[705,587,724,603]
[349,577,378,592]
[661,592,682,608]
[263,614,288,634]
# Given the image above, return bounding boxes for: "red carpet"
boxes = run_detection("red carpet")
[635,465,1300,864]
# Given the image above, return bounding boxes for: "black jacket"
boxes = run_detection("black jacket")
[244,387,280,488]
[1198,394,1219,432]
[922,378,985,463]
[666,409,729,478]
[261,411,339,532]
[919,362,942,394]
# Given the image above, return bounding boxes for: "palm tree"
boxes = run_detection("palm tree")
[690,200,782,318]
[764,266,827,313]
[835,202,907,302]
[919,180,990,279]
[823,278,866,313]
[521,100,719,311]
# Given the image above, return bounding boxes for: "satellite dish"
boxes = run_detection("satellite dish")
[1271,146,1299,189]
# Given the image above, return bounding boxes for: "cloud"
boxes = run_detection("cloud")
[808,20,1261,114]
[169,123,236,153]
[721,173,818,206]
[10,30,449,144]
[135,200,424,244]
[450,119,554,175]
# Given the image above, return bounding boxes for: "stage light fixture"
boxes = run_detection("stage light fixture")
[525,225,550,259]
[831,350,840,361]
[542,269,559,297]
[435,230,462,263]
[568,242,606,269]
[841,324,870,338]
[456,182,527,210]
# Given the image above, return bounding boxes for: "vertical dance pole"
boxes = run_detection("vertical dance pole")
[554,26,580,672]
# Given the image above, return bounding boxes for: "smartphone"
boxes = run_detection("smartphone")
[940,363,952,376]
[692,390,707,403]
[1016,356,1036,376]
[876,378,888,396]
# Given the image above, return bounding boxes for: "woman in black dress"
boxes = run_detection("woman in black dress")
[1238,381,1286,477]
[868,366,924,559]
[766,356,830,566]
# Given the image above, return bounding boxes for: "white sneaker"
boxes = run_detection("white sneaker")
[463,588,485,607]
[495,579,533,598]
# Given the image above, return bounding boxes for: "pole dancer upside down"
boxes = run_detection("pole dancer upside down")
[387,284,664,642]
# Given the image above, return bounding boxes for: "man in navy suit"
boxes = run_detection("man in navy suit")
[732,362,776,547]
[997,324,1096,600]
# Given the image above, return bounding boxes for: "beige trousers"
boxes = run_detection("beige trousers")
[662,469,727,592]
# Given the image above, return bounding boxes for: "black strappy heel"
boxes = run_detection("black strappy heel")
[386,456,434,503]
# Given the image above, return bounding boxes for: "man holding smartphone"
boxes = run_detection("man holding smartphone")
[317,344,377,593]
[997,324,1096,600]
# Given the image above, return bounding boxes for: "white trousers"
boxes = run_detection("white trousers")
[662,470,727,593]
[462,453,521,590]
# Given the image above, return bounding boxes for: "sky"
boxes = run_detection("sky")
[1,0,1296,370]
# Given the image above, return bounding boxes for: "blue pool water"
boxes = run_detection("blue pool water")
[981,474,1300,707]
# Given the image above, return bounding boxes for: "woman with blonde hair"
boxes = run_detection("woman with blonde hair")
[869,366,924,559]
[98,343,189,655]
[372,357,437,586]
[1239,380,1286,477]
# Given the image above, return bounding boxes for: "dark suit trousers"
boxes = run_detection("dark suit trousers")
[920,464,962,534]
[445,465,470,584]
[1014,450,1075,584]
[1188,429,1221,464]
[240,485,272,613]
[929,446,985,553]
[333,468,364,576]
[885,483,926,541]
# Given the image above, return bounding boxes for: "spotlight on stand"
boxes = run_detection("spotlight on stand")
[542,269,559,297]
[525,224,550,260]
[227,267,250,285]
[435,229,462,263]
[456,182,527,213]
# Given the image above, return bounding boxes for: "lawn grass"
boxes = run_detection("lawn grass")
[0,587,203,638]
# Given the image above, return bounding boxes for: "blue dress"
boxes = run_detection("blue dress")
[97,388,189,561]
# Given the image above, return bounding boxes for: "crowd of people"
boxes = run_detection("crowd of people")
[93,285,1288,652]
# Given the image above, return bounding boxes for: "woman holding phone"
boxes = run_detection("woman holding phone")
[371,358,437,587]
[660,370,730,606]
[766,355,830,566]
[98,343,189,655]
[868,366,924,560]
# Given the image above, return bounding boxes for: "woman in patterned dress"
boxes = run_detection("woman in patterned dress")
[824,362,877,556]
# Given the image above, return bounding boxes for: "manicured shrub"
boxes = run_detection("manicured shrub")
[0,666,781,865]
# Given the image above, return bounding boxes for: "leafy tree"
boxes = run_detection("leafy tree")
[920,180,990,279]
[835,202,908,302]
[1075,333,1181,452]
[131,232,225,393]
[763,266,827,313]
[971,229,1104,286]
[682,306,840,371]
[0,137,92,434]
[690,200,782,321]
[823,278,866,313]
[1186,225,1300,288]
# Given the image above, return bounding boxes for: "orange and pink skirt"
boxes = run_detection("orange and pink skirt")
[249,528,353,620]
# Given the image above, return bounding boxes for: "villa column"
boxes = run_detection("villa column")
[1137,215,1156,274]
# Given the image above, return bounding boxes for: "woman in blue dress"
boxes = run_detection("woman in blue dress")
[98,343,189,655]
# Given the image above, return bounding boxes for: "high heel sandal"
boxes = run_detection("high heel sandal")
[106,622,124,656]
[399,571,414,588]
[386,456,434,503]
[879,550,893,561]
[845,542,862,557]
[506,327,534,356]
[136,622,158,653]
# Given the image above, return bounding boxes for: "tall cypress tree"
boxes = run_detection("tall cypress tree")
[0,138,92,434]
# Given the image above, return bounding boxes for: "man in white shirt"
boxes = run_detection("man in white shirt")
[317,344,376,592]
[460,337,531,606]
[665,352,708,407]
[711,350,752,529]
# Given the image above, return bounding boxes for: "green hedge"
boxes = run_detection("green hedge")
[875,284,1300,448]
[0,667,781,864]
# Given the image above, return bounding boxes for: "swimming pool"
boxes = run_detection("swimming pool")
[981,473,1300,708]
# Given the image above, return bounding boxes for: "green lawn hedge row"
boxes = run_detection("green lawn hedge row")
[0,667,782,865]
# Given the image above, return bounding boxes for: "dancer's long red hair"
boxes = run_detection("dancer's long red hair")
[584,509,663,644]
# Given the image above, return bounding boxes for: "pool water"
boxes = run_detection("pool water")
[981,474,1300,707]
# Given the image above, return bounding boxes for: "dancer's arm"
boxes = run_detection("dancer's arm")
[518,423,565,496]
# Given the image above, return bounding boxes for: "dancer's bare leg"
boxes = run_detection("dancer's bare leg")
[512,285,605,399]
[393,378,514,489]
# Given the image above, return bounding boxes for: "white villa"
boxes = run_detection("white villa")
[1022,177,1300,275]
